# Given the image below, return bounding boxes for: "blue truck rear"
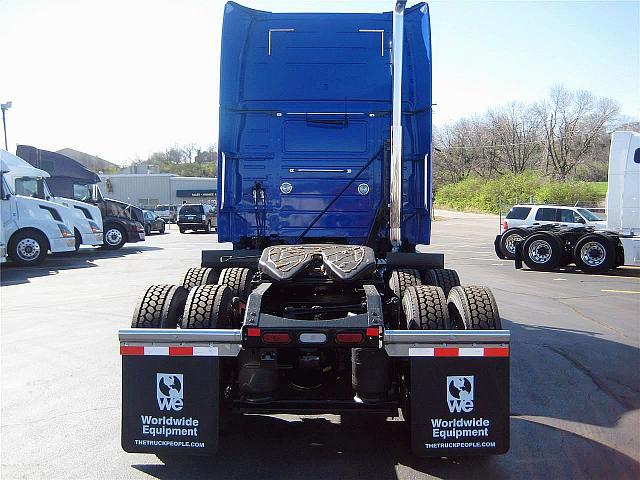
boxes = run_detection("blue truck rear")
[120,2,510,461]
[218,1,432,251]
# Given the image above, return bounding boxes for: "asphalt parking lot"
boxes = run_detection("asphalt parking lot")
[1,213,639,480]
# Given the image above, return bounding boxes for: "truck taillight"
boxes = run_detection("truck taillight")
[335,332,364,344]
[262,332,290,344]
[502,221,508,231]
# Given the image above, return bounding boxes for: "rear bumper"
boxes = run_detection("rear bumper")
[178,222,206,228]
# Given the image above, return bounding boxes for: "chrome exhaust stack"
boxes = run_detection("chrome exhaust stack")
[390,0,406,250]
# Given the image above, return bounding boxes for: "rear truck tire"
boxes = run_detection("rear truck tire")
[400,285,449,424]
[447,285,502,330]
[573,233,616,273]
[103,224,126,250]
[181,267,219,290]
[144,224,151,236]
[8,230,48,266]
[181,284,233,329]
[423,268,460,297]
[131,284,188,328]
[499,228,526,260]
[218,267,253,302]
[402,285,451,330]
[179,226,186,234]
[521,232,562,271]
[388,268,422,299]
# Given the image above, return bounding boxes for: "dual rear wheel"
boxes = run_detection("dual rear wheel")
[131,267,253,329]
[401,284,502,331]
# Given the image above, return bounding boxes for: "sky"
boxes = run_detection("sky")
[0,0,638,165]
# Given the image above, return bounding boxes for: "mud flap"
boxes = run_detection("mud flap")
[121,355,219,456]
[410,350,510,457]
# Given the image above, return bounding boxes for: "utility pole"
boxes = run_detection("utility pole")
[1,101,13,150]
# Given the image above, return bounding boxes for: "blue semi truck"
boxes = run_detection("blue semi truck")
[120,1,511,459]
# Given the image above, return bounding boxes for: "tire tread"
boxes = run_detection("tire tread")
[403,285,450,330]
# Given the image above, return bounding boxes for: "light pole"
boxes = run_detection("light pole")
[1,101,12,150]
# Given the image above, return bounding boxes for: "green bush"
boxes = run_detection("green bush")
[535,181,601,205]
[434,173,605,214]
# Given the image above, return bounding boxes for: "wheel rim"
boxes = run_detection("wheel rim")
[504,233,523,254]
[580,241,606,267]
[105,228,123,246]
[16,238,41,261]
[528,239,552,264]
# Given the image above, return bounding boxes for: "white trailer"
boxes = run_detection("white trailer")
[605,131,640,266]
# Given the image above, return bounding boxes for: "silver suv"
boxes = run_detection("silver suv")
[499,205,605,258]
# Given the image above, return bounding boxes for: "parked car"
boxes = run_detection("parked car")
[499,204,606,259]
[177,203,216,233]
[142,210,166,235]
[155,204,177,223]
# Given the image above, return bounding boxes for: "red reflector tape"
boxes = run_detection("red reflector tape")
[409,347,510,357]
[120,345,144,355]
[119,345,219,356]
[366,327,380,337]
[434,347,459,357]
[169,346,193,356]
[484,347,509,357]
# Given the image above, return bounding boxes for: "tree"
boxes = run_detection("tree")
[536,86,620,179]
[487,102,542,174]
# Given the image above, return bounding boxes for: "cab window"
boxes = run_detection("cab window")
[15,177,44,198]
[73,183,94,202]
[535,208,556,221]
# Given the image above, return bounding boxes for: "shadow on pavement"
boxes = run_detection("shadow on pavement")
[519,265,640,278]
[132,414,639,480]
[0,245,162,286]
[506,320,640,426]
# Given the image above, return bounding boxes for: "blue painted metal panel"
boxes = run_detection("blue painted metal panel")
[218,2,432,249]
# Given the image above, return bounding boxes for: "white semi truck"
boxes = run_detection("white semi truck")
[497,131,640,272]
[1,150,103,251]
[1,151,77,265]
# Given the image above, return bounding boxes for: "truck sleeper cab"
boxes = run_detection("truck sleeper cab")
[120,1,510,461]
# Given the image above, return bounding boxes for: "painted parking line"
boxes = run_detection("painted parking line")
[600,289,640,295]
